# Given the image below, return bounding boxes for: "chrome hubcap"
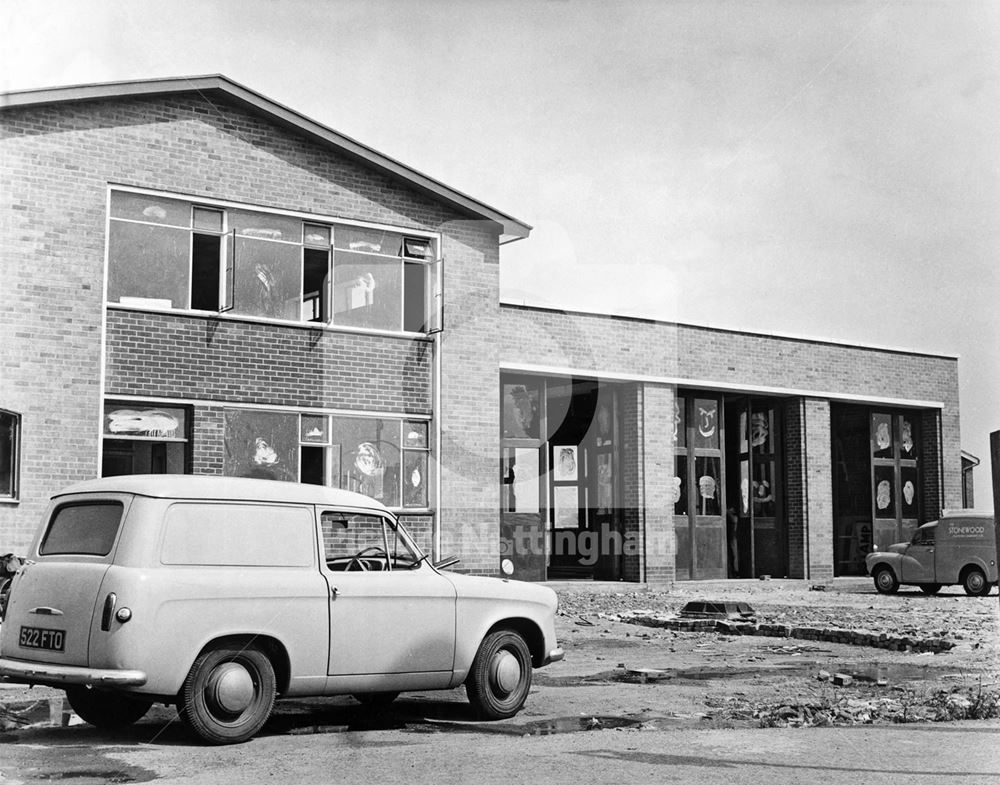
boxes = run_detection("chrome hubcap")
[491,650,521,695]
[207,662,254,714]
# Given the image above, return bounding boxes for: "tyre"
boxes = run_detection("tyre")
[873,567,899,594]
[178,644,276,745]
[919,584,942,595]
[962,567,988,596]
[465,629,532,720]
[65,686,152,729]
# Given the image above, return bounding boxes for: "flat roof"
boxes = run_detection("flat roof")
[0,75,532,245]
[54,474,391,512]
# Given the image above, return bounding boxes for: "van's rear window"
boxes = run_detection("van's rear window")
[40,502,124,556]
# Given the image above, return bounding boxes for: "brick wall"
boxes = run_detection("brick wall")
[105,310,432,412]
[620,384,643,582]
[0,93,491,554]
[783,398,808,578]
[642,384,675,585]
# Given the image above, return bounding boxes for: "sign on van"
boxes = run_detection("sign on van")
[946,522,987,539]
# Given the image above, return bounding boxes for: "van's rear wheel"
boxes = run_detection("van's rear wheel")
[465,629,532,720]
[65,686,152,729]
[962,568,989,596]
[178,644,275,744]
[873,567,899,594]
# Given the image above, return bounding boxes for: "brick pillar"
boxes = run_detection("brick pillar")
[642,384,675,585]
[620,384,643,582]
[920,409,942,518]
[783,398,807,578]
[803,398,834,580]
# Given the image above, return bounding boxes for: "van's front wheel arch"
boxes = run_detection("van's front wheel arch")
[961,566,990,596]
[178,643,276,744]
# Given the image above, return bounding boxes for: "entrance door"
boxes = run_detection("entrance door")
[500,378,546,581]
[673,393,726,580]
[726,396,786,578]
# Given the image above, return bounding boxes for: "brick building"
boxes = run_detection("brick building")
[0,76,963,583]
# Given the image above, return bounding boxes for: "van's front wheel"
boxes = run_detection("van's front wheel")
[65,686,152,729]
[465,629,532,720]
[873,566,899,594]
[962,567,989,597]
[178,644,276,744]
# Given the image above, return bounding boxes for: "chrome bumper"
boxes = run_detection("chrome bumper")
[0,657,146,688]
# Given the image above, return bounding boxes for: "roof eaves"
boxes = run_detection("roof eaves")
[1,75,532,243]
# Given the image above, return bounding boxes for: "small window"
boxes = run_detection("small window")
[320,512,421,571]
[0,409,21,500]
[101,403,189,477]
[40,502,124,556]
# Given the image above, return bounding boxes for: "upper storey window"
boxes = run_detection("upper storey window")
[107,190,441,334]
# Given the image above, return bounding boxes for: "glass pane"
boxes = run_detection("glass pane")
[403,451,428,507]
[595,401,613,447]
[900,416,917,460]
[874,465,895,518]
[901,466,919,517]
[739,459,750,515]
[107,221,190,307]
[302,247,330,322]
[596,451,613,514]
[223,409,299,483]
[331,417,401,507]
[751,409,773,454]
[300,415,329,444]
[693,398,719,450]
[694,456,721,516]
[752,460,776,517]
[332,251,403,330]
[672,454,688,515]
[873,413,893,459]
[41,502,123,556]
[502,382,540,439]
[739,410,748,454]
[334,225,403,257]
[110,192,189,227]
[512,447,540,513]
[403,421,428,448]
[403,236,434,259]
[0,411,15,496]
[230,209,299,242]
[232,236,302,320]
[304,223,331,247]
[672,397,685,447]
[104,405,186,439]
[192,206,224,232]
[403,260,428,332]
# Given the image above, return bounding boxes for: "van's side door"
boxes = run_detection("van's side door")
[900,525,936,583]
[318,510,456,679]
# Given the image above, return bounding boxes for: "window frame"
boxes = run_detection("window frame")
[107,187,441,336]
[0,408,21,502]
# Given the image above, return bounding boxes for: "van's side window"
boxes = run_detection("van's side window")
[913,527,935,546]
[320,511,422,572]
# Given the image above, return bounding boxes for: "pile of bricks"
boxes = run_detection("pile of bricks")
[620,613,955,653]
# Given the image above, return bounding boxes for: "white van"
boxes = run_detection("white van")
[0,475,563,744]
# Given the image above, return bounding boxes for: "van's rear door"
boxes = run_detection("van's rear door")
[0,498,129,666]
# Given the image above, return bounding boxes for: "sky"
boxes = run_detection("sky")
[2,0,998,505]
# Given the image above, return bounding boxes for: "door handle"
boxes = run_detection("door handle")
[331,586,339,601]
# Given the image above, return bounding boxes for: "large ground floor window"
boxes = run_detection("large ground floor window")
[101,402,190,476]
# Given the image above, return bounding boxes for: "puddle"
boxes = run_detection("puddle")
[420,714,694,736]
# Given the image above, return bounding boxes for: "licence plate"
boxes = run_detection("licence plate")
[19,626,66,652]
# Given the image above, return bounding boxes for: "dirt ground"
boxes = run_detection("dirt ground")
[543,577,1000,728]
[1,576,998,737]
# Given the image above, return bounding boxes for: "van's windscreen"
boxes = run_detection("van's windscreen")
[40,502,124,556]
